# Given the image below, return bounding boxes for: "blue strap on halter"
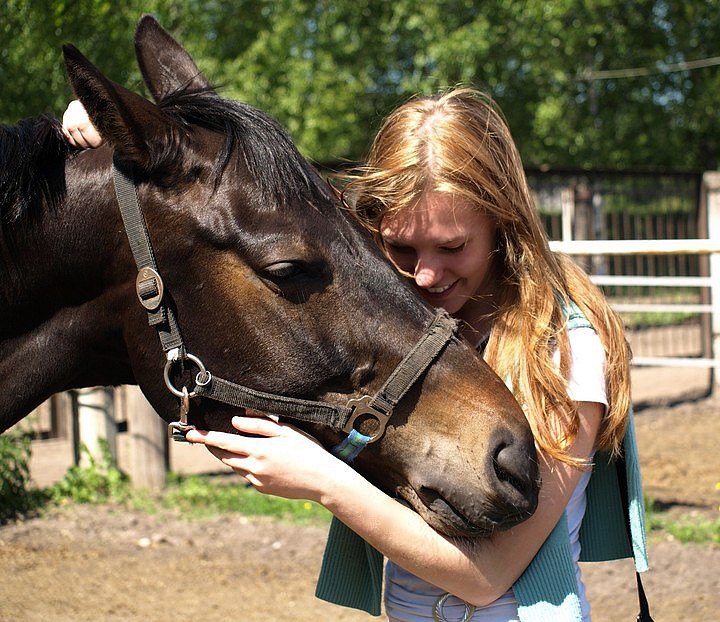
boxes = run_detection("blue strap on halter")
[332,429,374,463]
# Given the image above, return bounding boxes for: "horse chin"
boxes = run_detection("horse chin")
[398,485,494,539]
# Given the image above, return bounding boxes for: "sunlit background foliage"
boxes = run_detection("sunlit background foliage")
[2,0,719,168]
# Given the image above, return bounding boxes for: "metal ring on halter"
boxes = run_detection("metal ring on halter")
[163,352,207,398]
[195,369,212,388]
[432,593,477,622]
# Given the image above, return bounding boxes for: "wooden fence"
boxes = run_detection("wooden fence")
[549,170,720,377]
[531,168,718,381]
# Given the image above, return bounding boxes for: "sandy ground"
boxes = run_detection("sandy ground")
[1,395,719,621]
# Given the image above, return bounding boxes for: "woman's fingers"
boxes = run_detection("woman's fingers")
[184,415,333,500]
[201,445,261,485]
[185,416,283,452]
[185,427,251,452]
[205,445,252,470]
[230,415,284,436]
[61,99,103,148]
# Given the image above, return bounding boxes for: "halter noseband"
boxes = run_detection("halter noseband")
[112,157,459,454]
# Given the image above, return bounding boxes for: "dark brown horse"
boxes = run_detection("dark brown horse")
[0,17,538,537]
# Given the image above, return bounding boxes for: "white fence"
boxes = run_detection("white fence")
[549,171,720,389]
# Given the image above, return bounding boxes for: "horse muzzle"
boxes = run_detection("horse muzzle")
[402,433,540,538]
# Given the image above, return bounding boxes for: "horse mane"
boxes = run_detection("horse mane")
[0,115,71,236]
[0,88,334,246]
[158,87,336,210]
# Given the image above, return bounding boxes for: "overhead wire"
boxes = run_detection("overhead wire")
[578,54,720,80]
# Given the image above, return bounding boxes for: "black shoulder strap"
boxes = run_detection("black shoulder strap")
[615,454,655,622]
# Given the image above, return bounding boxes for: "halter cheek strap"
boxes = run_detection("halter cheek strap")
[112,157,460,452]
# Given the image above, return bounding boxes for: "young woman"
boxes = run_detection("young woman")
[62,89,648,621]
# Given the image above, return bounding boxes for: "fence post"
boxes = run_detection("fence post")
[573,181,592,273]
[704,172,720,392]
[123,386,167,490]
[75,387,116,467]
[561,187,574,243]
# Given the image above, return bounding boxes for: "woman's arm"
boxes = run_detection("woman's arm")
[185,401,602,607]
[61,100,104,148]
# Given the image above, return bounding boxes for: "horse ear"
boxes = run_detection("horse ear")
[134,15,214,103]
[62,43,172,170]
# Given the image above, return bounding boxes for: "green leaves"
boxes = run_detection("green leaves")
[3,1,719,169]
[48,441,131,505]
[0,431,35,522]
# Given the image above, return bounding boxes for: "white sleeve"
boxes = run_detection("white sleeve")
[553,327,608,408]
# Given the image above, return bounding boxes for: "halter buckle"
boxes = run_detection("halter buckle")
[343,395,390,443]
[136,266,164,311]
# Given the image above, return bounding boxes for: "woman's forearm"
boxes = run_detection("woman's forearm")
[316,401,603,606]
[186,402,601,607]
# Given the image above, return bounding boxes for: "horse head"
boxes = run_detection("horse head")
[2,16,539,538]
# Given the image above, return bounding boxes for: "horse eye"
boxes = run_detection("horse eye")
[264,261,302,279]
[260,259,329,301]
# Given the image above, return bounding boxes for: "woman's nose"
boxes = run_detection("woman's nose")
[413,258,442,288]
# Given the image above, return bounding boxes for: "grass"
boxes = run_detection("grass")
[160,473,331,523]
[1,437,331,526]
[644,497,720,545]
[42,449,332,525]
[621,310,697,329]
[608,288,701,329]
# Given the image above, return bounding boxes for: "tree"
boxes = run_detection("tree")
[2,1,718,169]
[1,1,140,122]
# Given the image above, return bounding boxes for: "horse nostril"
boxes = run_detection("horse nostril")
[492,440,537,500]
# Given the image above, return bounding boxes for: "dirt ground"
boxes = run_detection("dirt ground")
[1,397,719,622]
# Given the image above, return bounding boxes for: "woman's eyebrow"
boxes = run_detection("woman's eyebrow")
[384,234,466,247]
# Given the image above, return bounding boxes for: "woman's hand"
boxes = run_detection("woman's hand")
[185,415,353,502]
[61,100,104,148]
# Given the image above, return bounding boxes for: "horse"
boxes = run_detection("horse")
[0,16,538,538]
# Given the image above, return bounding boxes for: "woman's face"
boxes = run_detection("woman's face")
[380,192,498,320]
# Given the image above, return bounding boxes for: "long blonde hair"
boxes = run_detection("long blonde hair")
[340,87,631,464]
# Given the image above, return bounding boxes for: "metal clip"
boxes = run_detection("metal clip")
[168,386,196,442]
[343,395,390,443]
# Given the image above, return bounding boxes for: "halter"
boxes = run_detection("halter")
[111,156,459,453]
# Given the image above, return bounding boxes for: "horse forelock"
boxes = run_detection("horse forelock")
[158,87,335,212]
[0,116,71,241]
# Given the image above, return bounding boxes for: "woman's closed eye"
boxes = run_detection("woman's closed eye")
[440,242,466,254]
[384,241,415,255]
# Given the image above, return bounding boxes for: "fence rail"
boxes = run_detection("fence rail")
[549,239,720,255]
[547,171,720,380]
